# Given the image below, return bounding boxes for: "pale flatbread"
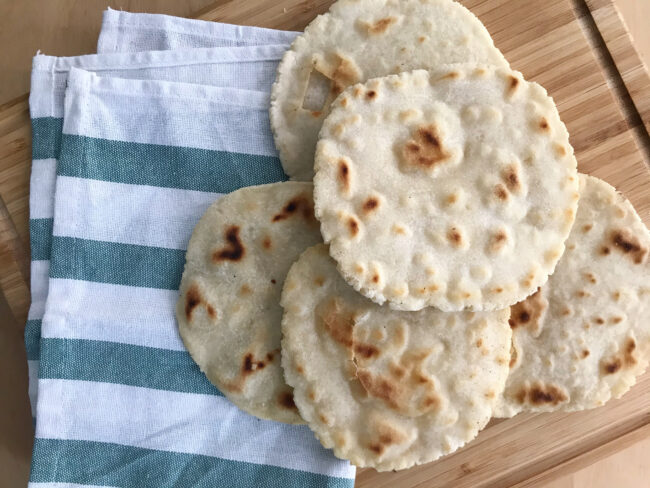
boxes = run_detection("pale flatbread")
[176,182,322,424]
[281,244,511,470]
[314,66,579,312]
[271,0,508,180]
[495,174,650,417]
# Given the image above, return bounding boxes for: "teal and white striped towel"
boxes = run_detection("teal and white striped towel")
[26,41,290,414]
[29,64,354,487]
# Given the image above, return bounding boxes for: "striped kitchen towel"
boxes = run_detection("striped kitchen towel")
[29,67,355,487]
[26,42,289,414]
[98,8,298,53]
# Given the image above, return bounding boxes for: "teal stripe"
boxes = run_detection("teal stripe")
[31,438,352,488]
[32,117,63,160]
[39,338,221,396]
[30,218,53,261]
[25,319,42,360]
[50,236,185,290]
[58,134,287,193]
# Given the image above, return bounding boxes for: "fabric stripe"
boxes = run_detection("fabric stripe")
[31,439,350,488]
[30,218,54,261]
[39,338,219,395]
[57,134,286,193]
[28,360,39,417]
[35,379,354,478]
[30,158,58,219]
[43,279,182,351]
[25,319,42,360]
[32,118,63,159]
[29,260,50,318]
[53,176,219,249]
[49,236,185,290]
[30,483,117,488]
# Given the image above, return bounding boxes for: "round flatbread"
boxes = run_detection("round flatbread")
[281,244,511,470]
[313,66,579,312]
[495,174,650,417]
[176,182,322,424]
[271,0,508,181]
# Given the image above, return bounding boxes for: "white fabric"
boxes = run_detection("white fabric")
[97,8,299,53]
[37,379,352,478]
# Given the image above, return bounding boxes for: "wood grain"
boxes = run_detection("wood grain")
[0,1,649,487]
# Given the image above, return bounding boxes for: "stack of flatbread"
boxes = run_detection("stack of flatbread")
[176,0,650,472]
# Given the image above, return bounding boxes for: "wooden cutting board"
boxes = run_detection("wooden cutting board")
[1,0,649,487]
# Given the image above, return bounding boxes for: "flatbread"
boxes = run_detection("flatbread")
[271,0,508,180]
[314,66,579,312]
[176,182,322,424]
[495,174,650,417]
[281,244,512,470]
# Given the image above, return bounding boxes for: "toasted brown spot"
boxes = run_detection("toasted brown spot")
[507,75,519,96]
[501,165,521,193]
[585,272,597,284]
[239,284,252,296]
[329,55,362,95]
[262,236,272,250]
[494,287,504,294]
[613,291,622,301]
[515,382,568,406]
[366,90,377,100]
[447,227,463,248]
[582,349,590,358]
[509,289,547,335]
[185,284,202,320]
[348,217,360,237]
[278,391,298,411]
[601,246,611,256]
[314,276,325,287]
[441,71,460,80]
[372,274,380,284]
[272,194,315,223]
[561,307,572,316]
[401,124,451,171]
[488,229,508,254]
[354,343,380,359]
[539,117,550,132]
[554,143,567,157]
[296,365,304,374]
[363,16,397,35]
[319,413,329,424]
[494,184,509,201]
[576,290,590,298]
[509,343,518,368]
[418,36,426,43]
[601,338,637,375]
[271,279,277,284]
[213,226,245,262]
[340,97,348,108]
[308,390,316,401]
[362,197,379,214]
[446,193,458,205]
[609,229,648,264]
[338,159,350,191]
[485,390,496,399]
[583,224,593,233]
[593,317,605,325]
[476,338,483,348]
[319,298,355,349]
[611,316,623,324]
[393,225,406,235]
[223,351,274,393]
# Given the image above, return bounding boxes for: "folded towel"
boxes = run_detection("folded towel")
[29,66,354,487]
[26,42,288,413]
[97,8,298,53]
